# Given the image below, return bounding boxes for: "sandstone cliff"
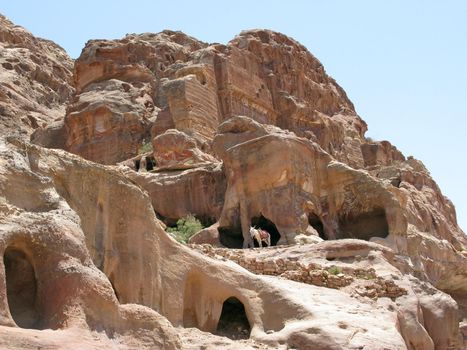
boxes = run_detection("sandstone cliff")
[0,14,466,350]
[0,14,73,139]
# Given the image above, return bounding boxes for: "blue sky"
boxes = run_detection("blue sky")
[2,1,466,231]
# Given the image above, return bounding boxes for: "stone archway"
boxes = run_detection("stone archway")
[3,246,41,329]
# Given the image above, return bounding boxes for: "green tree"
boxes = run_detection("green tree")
[167,214,203,243]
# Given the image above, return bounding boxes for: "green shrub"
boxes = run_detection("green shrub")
[138,141,153,154]
[167,214,204,243]
[327,266,342,275]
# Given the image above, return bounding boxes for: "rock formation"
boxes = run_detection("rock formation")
[0,15,73,140]
[0,13,465,349]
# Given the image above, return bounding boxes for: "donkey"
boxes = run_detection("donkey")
[249,226,271,247]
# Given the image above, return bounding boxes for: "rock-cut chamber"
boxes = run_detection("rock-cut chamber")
[251,215,281,246]
[3,246,41,329]
[218,214,281,248]
[215,297,251,340]
[338,207,389,240]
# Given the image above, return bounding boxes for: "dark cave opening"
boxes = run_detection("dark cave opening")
[135,156,156,172]
[145,156,155,171]
[338,207,389,240]
[194,215,216,228]
[251,215,281,246]
[218,226,244,248]
[3,247,41,329]
[308,213,326,239]
[216,297,251,340]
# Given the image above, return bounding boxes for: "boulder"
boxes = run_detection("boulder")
[188,223,223,246]
[152,129,218,170]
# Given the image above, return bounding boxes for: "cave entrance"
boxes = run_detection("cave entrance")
[145,156,155,171]
[3,247,41,329]
[308,213,326,239]
[218,226,244,248]
[338,207,389,240]
[216,297,251,340]
[251,215,281,246]
[135,156,156,172]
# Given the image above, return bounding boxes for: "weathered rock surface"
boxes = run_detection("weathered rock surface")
[0,13,465,350]
[0,137,429,349]
[36,27,368,168]
[212,115,466,322]
[123,162,226,226]
[152,129,218,170]
[0,14,73,138]
[212,116,406,246]
[63,79,155,164]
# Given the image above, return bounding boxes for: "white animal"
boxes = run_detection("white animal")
[249,226,271,247]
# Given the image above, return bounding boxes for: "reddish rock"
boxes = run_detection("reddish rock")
[64,79,155,164]
[123,163,226,225]
[152,129,218,170]
[213,116,407,248]
[0,14,73,138]
[1,15,464,349]
[188,223,223,246]
[44,28,369,167]
[361,140,405,167]
[223,30,367,168]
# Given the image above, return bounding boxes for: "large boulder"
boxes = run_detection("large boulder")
[152,129,218,170]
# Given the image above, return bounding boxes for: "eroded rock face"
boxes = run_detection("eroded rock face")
[0,15,73,138]
[212,116,466,321]
[0,137,430,350]
[152,129,218,170]
[0,13,465,349]
[212,116,406,248]
[224,30,367,168]
[0,138,181,349]
[64,79,155,164]
[38,28,368,168]
[62,31,213,164]
[123,163,226,226]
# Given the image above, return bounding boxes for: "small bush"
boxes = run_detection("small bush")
[327,266,342,275]
[139,141,153,154]
[167,214,204,243]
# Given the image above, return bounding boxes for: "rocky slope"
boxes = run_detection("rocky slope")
[0,14,466,349]
[0,14,73,139]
